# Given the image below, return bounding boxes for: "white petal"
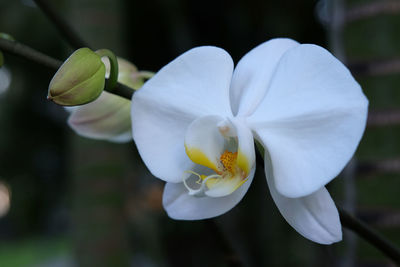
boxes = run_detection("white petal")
[68,91,132,143]
[131,47,234,183]
[267,179,342,244]
[162,168,255,220]
[185,115,225,172]
[265,152,342,244]
[230,38,300,116]
[250,44,368,198]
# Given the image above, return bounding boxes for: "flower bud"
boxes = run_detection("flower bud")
[48,48,106,106]
[66,57,141,143]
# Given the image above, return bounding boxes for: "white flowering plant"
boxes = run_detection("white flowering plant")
[131,38,368,244]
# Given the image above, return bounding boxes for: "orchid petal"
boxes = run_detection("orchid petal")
[68,91,131,143]
[264,149,341,244]
[163,168,255,220]
[131,47,234,182]
[250,44,368,198]
[185,115,225,172]
[266,170,342,244]
[230,38,299,116]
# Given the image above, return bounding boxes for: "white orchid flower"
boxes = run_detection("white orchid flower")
[131,38,368,244]
[68,57,152,143]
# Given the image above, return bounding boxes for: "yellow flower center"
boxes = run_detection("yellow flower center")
[182,147,249,197]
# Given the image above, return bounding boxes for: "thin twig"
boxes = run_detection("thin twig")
[0,38,62,69]
[328,0,346,60]
[206,220,243,267]
[356,208,400,228]
[358,157,400,175]
[0,38,133,100]
[346,1,400,23]
[349,58,400,77]
[367,109,400,127]
[33,0,90,49]
[339,208,400,265]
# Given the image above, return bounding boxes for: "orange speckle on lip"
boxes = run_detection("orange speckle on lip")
[220,151,238,174]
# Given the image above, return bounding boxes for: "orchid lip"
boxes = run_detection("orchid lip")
[182,116,254,198]
[183,138,249,197]
[182,171,222,197]
[182,167,248,198]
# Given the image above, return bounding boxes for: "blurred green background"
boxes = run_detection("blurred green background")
[0,0,399,266]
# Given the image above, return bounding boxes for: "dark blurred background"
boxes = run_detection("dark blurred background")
[0,0,399,266]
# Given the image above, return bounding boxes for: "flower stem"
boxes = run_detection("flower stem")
[0,38,62,69]
[206,220,244,266]
[0,33,15,41]
[339,208,400,264]
[0,38,133,100]
[96,49,119,92]
[33,0,90,49]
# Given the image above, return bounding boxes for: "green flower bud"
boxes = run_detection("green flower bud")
[67,57,152,143]
[47,47,106,106]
